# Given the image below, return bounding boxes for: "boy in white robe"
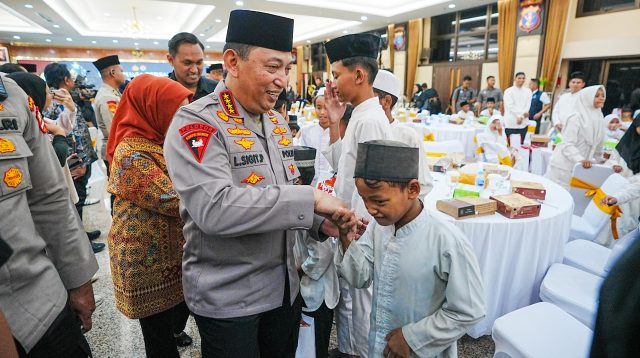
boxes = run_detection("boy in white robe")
[456,101,475,124]
[479,97,501,118]
[333,140,486,358]
[321,33,391,357]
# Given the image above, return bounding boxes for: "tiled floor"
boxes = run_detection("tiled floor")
[81,169,494,357]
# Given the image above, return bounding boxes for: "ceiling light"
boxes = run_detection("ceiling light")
[13,35,20,39]
[448,3,456,9]
[134,42,139,45]
[360,16,367,21]
[104,13,110,16]
[200,33,205,36]
[25,4,34,8]
[215,18,222,23]
[53,24,60,28]
[66,37,72,41]
[153,41,159,45]
[45,38,52,42]
[113,39,118,43]
[236,1,244,6]
[91,40,97,44]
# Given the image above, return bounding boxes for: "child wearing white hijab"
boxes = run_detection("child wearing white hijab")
[477,116,515,165]
[546,85,606,189]
[603,114,625,141]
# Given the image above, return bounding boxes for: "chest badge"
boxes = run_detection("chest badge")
[288,163,296,175]
[273,126,287,135]
[106,100,118,114]
[0,138,16,153]
[219,90,239,116]
[278,136,292,147]
[269,117,278,124]
[0,103,4,111]
[35,110,48,133]
[27,97,35,112]
[241,172,265,185]
[179,123,217,163]
[234,137,255,150]
[3,167,23,188]
[227,125,251,136]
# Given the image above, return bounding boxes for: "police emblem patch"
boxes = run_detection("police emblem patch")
[288,163,296,175]
[106,100,118,114]
[179,123,217,163]
[519,4,542,33]
[3,167,22,188]
[241,172,265,185]
[217,111,230,122]
[0,103,4,111]
[273,126,287,135]
[278,136,292,147]
[270,117,278,124]
[219,90,239,116]
[227,125,252,136]
[0,138,16,153]
[234,137,255,150]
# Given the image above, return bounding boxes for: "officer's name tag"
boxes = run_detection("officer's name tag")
[232,153,264,168]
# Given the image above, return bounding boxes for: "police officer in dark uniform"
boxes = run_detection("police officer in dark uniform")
[0,72,98,357]
[167,32,217,101]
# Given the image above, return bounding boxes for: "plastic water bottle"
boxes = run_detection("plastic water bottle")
[475,168,485,189]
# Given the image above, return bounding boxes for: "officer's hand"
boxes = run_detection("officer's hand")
[68,281,96,333]
[324,81,346,127]
[581,159,592,169]
[555,123,563,131]
[313,188,347,217]
[319,219,339,238]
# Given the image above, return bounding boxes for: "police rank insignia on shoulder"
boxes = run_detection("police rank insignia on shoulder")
[107,100,118,114]
[219,90,239,116]
[0,138,16,153]
[179,123,217,163]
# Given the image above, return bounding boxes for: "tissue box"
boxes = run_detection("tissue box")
[453,184,481,198]
[511,180,546,200]
[490,193,541,219]
[531,135,551,146]
[436,197,496,219]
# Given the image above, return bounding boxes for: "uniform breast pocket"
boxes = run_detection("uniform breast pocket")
[0,135,33,199]
[281,159,300,183]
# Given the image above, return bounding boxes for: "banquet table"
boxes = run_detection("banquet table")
[402,122,484,157]
[425,168,574,337]
[530,146,553,176]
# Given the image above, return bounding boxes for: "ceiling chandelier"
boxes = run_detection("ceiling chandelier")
[121,6,150,38]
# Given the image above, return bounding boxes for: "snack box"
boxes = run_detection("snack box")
[436,197,497,219]
[511,180,547,200]
[453,184,481,198]
[432,157,453,173]
[490,193,541,219]
[531,135,551,146]
[483,164,511,178]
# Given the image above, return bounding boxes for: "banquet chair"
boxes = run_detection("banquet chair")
[570,173,629,241]
[569,163,614,216]
[563,240,610,277]
[539,263,603,328]
[492,302,592,358]
[423,140,464,156]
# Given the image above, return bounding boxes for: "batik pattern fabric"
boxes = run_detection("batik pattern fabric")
[43,102,97,166]
[107,137,184,319]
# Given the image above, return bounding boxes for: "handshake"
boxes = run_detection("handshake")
[313,188,368,247]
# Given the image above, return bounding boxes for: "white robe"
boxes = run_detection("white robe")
[293,232,340,312]
[605,150,640,237]
[299,123,333,185]
[323,96,391,356]
[552,92,579,128]
[503,85,533,129]
[389,120,433,199]
[336,208,486,358]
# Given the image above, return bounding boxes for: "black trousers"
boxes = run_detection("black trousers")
[15,305,92,358]
[138,301,190,358]
[194,281,302,358]
[302,301,334,358]
[505,127,528,146]
[73,164,92,219]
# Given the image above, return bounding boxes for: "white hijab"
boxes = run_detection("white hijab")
[566,85,605,146]
[480,115,508,147]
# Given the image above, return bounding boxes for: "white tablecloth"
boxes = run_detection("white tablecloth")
[425,169,574,337]
[402,122,483,157]
[530,147,553,176]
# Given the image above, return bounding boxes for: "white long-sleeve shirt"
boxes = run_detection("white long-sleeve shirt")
[293,232,340,312]
[552,92,579,128]
[390,120,433,198]
[503,85,533,129]
[299,124,333,185]
[336,208,486,357]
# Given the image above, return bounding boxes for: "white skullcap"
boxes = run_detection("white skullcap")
[373,70,400,99]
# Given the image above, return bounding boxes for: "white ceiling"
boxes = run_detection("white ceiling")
[0,0,495,52]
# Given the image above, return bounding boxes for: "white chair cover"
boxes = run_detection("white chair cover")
[569,173,629,241]
[423,139,464,155]
[563,240,611,277]
[539,263,603,328]
[570,164,614,216]
[492,302,592,358]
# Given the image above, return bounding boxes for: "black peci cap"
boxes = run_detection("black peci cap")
[226,10,294,52]
[21,64,37,73]
[324,33,380,64]
[355,140,418,181]
[93,55,120,71]
[206,63,223,73]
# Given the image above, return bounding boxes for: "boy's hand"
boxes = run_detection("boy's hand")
[613,165,623,173]
[601,195,618,206]
[384,328,411,358]
[331,208,358,250]
[324,81,346,127]
[355,217,369,240]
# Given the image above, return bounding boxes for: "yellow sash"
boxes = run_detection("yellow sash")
[569,177,623,240]
[425,152,447,157]
[476,146,485,155]
[499,155,514,167]
[423,133,435,142]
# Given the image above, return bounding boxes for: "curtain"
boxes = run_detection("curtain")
[498,0,518,91]
[540,0,571,92]
[387,24,395,71]
[406,19,422,99]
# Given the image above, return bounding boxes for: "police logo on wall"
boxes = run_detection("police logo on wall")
[519,3,542,33]
[179,123,217,163]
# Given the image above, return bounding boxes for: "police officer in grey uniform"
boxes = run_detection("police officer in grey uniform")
[164,10,346,358]
[93,55,125,169]
[0,73,98,356]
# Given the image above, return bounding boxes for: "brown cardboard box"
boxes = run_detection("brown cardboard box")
[531,135,551,146]
[490,193,541,219]
[511,180,547,200]
[436,197,497,219]
[484,165,511,178]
